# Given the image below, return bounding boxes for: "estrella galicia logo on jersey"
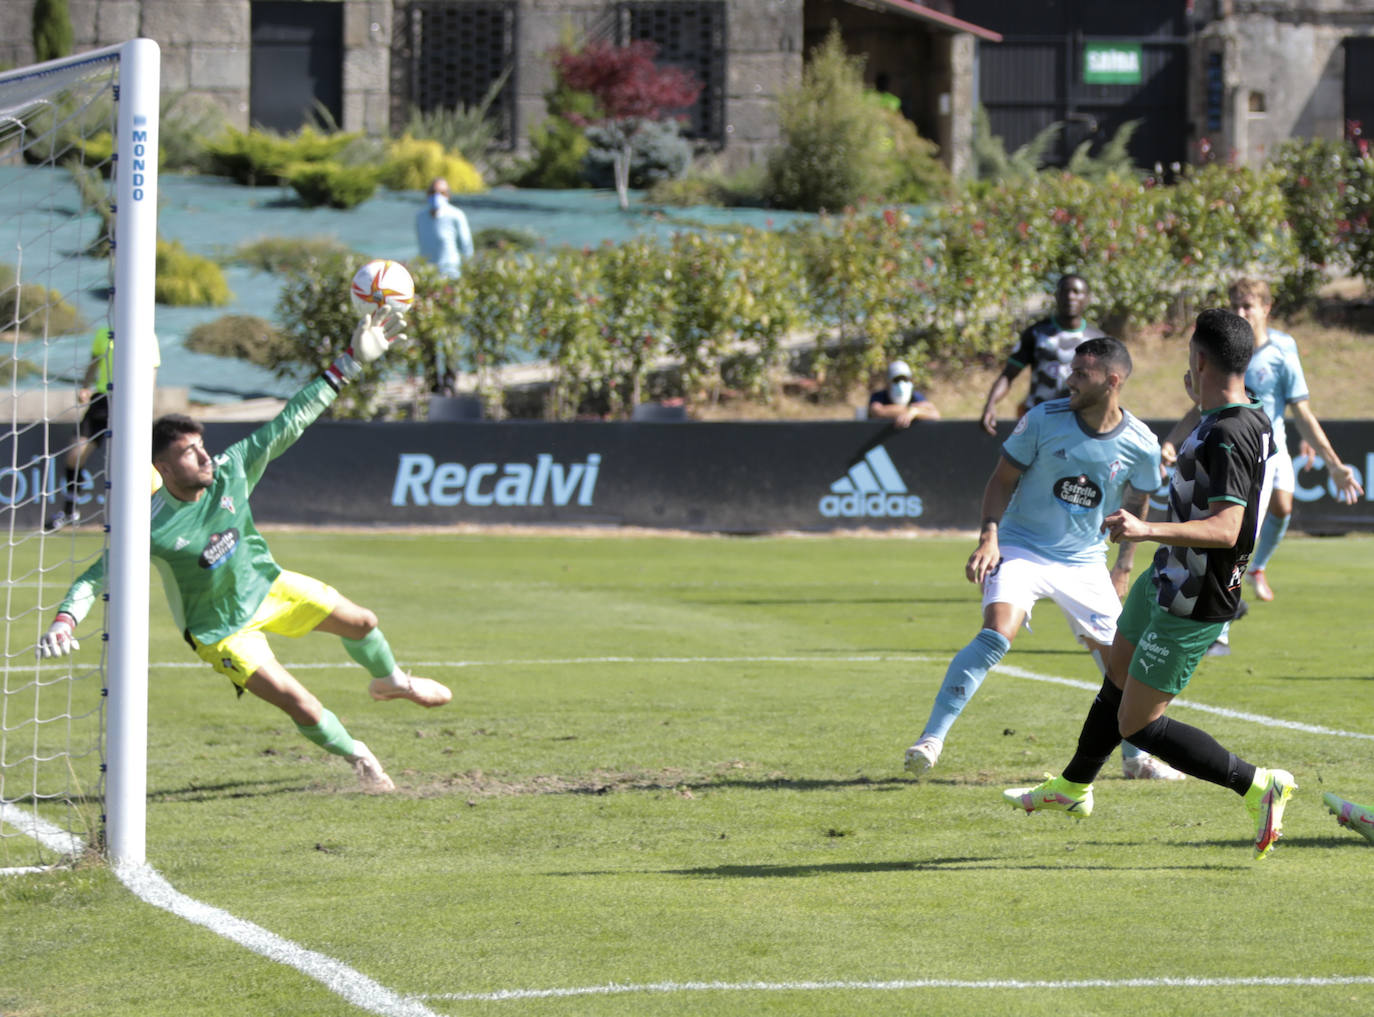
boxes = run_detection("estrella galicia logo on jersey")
[199,528,240,570]
[1053,474,1103,514]
[819,445,923,519]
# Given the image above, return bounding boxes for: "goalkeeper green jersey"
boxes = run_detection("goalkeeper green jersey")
[60,377,337,642]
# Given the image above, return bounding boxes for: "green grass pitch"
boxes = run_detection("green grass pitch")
[3,531,1373,1017]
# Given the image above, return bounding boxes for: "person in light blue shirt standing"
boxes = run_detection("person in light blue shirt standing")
[415,177,474,279]
[905,337,1180,780]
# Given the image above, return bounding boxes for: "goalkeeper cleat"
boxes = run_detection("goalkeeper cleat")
[1246,767,1296,859]
[370,672,452,708]
[903,736,942,775]
[1122,753,1187,781]
[347,740,395,793]
[1323,792,1374,845]
[1246,567,1274,602]
[1004,774,1093,818]
[44,510,80,533]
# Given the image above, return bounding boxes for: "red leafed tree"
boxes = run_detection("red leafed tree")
[552,40,702,209]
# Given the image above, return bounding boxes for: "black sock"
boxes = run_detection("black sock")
[1125,715,1256,794]
[1063,677,1123,785]
[61,466,77,515]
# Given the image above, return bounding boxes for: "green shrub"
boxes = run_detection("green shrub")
[204,126,360,186]
[159,92,231,173]
[401,68,510,168]
[0,263,85,337]
[474,227,539,252]
[185,314,291,366]
[231,235,360,274]
[583,118,692,190]
[155,239,232,306]
[378,136,484,194]
[517,85,597,189]
[765,27,942,211]
[646,159,768,207]
[286,161,380,209]
[32,0,73,63]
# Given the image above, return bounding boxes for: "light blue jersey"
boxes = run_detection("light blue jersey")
[1245,329,1308,450]
[998,398,1162,566]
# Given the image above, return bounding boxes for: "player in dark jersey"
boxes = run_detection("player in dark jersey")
[1003,308,1297,860]
[38,306,448,793]
[980,274,1106,436]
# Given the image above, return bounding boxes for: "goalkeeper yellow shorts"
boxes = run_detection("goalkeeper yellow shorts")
[190,570,341,686]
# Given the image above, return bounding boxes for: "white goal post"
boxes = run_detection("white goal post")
[0,39,159,868]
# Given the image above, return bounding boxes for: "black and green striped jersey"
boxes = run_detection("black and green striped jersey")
[60,377,338,642]
[1150,399,1272,622]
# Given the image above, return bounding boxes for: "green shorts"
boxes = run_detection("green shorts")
[1116,571,1225,696]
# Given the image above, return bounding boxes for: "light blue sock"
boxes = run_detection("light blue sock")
[922,629,1010,742]
[1250,513,1290,571]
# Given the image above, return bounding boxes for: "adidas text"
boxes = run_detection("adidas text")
[821,446,924,519]
[392,453,601,508]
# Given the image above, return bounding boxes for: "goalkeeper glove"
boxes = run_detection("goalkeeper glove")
[350,305,408,363]
[324,307,409,390]
[37,612,79,658]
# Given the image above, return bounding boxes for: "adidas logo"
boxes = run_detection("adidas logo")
[1054,448,1069,459]
[819,445,924,519]
[173,537,190,551]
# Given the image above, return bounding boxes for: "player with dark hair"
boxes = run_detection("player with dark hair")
[38,306,449,793]
[980,273,1105,436]
[1004,309,1296,860]
[905,337,1181,781]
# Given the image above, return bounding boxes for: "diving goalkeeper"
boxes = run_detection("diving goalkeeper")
[37,306,449,793]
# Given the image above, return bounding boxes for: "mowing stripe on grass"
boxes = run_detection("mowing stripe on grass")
[0,805,438,1017]
[145,653,1374,744]
[426,974,1374,1002]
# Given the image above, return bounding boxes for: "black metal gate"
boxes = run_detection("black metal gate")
[249,1,344,132]
[956,0,1189,169]
[394,1,518,145]
[616,2,728,145]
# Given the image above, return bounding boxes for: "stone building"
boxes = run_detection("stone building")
[0,1,999,174]
[3,1,1370,175]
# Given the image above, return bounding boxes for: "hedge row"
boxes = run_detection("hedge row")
[273,141,1374,419]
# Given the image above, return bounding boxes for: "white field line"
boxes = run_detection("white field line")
[425,975,1374,1003]
[0,804,438,1017]
[7,653,1371,1012]
[142,653,1374,743]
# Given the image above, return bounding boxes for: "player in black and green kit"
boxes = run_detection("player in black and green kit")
[38,306,449,793]
[1003,308,1298,859]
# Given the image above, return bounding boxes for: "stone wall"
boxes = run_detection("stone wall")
[1192,1,1374,165]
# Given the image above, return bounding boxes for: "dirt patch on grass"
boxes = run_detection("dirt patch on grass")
[407,762,751,800]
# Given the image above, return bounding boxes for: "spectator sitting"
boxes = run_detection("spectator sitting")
[868,360,940,429]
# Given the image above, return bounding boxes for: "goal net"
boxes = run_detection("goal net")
[0,40,158,869]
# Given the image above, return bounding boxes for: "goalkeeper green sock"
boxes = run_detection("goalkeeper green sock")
[342,628,397,679]
[295,708,357,758]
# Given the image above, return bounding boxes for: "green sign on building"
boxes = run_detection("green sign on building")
[1083,43,1143,85]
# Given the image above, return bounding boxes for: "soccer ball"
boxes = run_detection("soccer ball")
[350,259,415,315]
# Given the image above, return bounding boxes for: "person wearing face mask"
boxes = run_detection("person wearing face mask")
[415,177,474,279]
[981,273,1105,436]
[868,360,940,428]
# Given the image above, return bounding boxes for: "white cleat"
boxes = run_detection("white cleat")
[347,740,395,793]
[1122,753,1187,781]
[369,672,452,708]
[903,736,942,775]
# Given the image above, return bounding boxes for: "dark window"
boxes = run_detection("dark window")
[616,2,727,144]
[250,1,343,132]
[397,1,517,145]
[1345,38,1374,144]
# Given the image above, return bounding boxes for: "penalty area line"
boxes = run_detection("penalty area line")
[424,974,1374,1002]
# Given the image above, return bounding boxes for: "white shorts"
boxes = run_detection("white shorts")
[982,545,1120,647]
[1257,445,1294,523]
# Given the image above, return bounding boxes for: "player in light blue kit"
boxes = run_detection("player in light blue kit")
[1159,278,1361,654]
[905,338,1180,779]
